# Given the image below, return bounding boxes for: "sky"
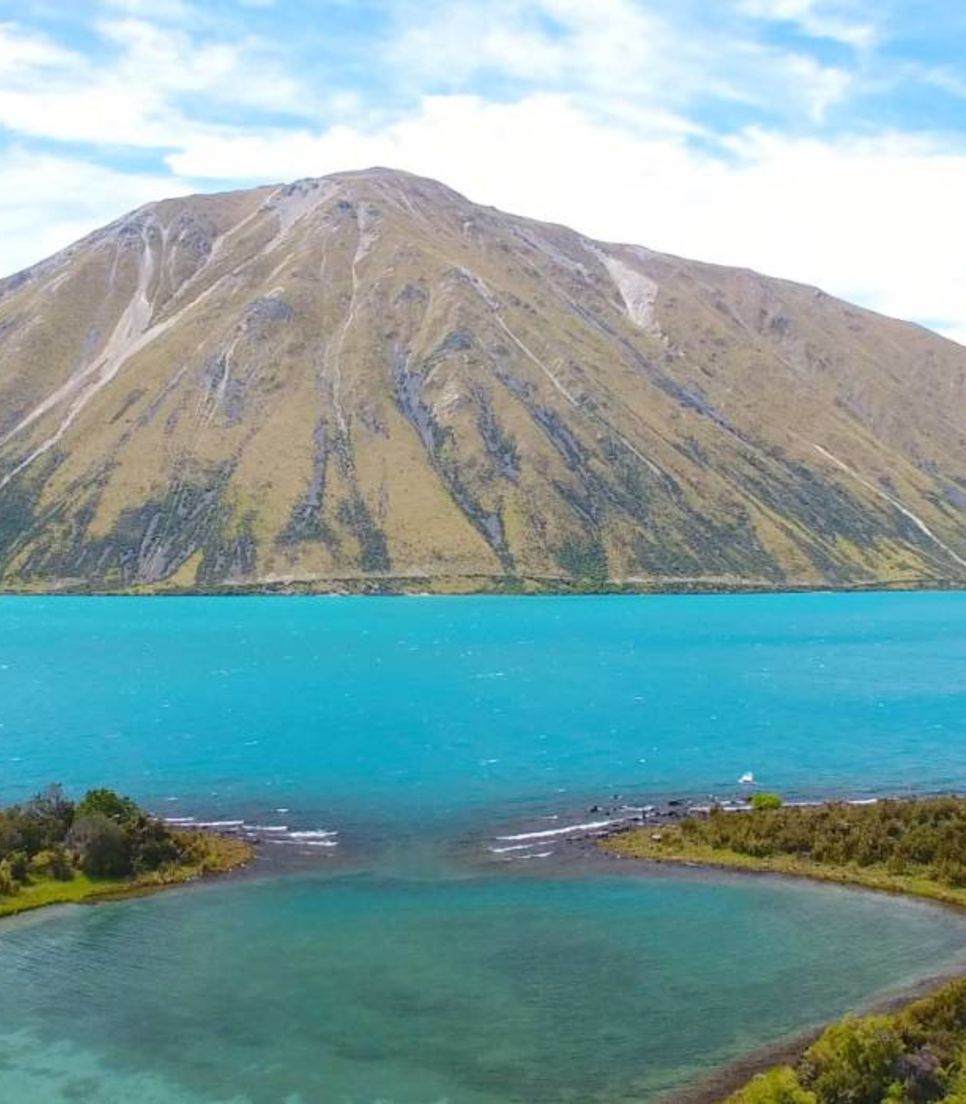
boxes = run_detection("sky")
[0,1,965,342]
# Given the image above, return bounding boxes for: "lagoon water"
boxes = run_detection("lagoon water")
[3,593,966,1102]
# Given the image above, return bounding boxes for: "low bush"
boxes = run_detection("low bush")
[751,793,784,811]
[731,979,966,1104]
[680,797,966,885]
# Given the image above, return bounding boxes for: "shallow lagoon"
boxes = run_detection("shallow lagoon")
[3,593,966,1102]
[1,868,966,1103]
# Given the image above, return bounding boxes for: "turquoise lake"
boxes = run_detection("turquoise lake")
[3,592,966,1102]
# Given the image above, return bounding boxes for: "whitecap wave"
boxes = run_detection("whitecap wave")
[264,837,338,848]
[495,819,615,842]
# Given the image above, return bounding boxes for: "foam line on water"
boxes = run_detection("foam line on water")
[264,838,338,848]
[496,819,616,842]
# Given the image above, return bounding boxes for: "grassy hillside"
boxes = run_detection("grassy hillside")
[1,168,965,593]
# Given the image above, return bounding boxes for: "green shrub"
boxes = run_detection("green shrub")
[127,816,182,873]
[0,860,20,896]
[6,851,29,881]
[730,1066,817,1104]
[17,784,75,854]
[69,814,132,878]
[751,793,784,811]
[76,788,139,824]
[676,798,966,876]
[799,1016,905,1104]
[31,848,74,881]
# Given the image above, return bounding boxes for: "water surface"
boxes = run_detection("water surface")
[1,867,965,1104]
[2,593,966,1102]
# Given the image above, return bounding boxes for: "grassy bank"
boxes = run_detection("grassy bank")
[603,796,966,909]
[603,834,966,911]
[0,831,252,920]
[602,797,966,1103]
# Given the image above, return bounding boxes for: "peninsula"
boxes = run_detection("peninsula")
[0,784,251,918]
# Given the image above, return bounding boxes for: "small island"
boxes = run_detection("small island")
[0,784,252,919]
[602,795,966,1103]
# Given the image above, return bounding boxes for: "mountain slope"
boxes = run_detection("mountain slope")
[1,167,965,593]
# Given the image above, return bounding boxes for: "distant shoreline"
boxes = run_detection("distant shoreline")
[0,577,962,598]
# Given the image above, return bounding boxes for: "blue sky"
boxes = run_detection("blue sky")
[1,0,965,340]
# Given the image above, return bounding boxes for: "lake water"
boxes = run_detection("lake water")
[2,592,966,1102]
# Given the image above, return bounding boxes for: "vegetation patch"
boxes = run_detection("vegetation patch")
[729,978,966,1104]
[0,785,252,919]
[554,533,608,583]
[604,796,966,907]
[337,494,391,573]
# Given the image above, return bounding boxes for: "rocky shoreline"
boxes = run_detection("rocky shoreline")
[156,813,350,879]
[504,783,966,860]
[479,789,907,868]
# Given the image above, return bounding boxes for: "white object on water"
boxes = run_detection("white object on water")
[738,771,756,785]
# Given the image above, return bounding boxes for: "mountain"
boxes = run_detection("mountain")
[1,166,965,594]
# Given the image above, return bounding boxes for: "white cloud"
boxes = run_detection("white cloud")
[738,0,877,49]
[389,0,671,91]
[782,54,853,121]
[386,0,851,123]
[916,65,966,101]
[0,18,308,152]
[0,21,75,71]
[0,148,191,274]
[164,93,966,344]
[98,0,194,18]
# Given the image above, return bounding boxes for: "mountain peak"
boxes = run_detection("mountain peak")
[270,165,472,206]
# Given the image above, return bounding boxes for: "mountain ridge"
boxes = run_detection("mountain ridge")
[1,166,965,594]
